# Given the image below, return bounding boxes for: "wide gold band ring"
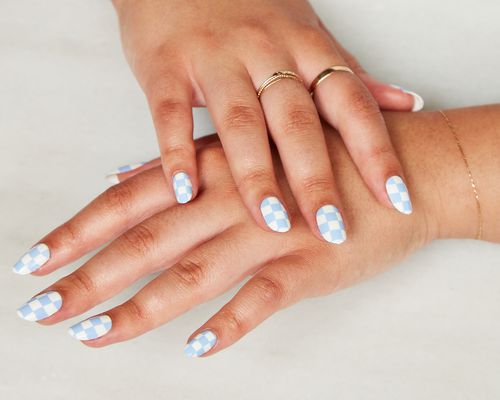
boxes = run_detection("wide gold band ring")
[257,70,303,99]
[309,65,355,97]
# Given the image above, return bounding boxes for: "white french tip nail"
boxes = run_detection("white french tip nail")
[105,174,120,185]
[390,85,425,112]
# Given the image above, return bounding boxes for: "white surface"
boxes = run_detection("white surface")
[1,1,499,399]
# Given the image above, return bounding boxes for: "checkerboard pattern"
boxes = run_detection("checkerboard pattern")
[173,172,193,204]
[260,196,291,233]
[385,176,413,215]
[108,162,146,175]
[17,291,62,322]
[12,243,51,275]
[184,330,217,358]
[316,205,347,244]
[68,315,112,341]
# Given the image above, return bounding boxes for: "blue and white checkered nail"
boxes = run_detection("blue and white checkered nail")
[68,315,112,341]
[184,330,217,358]
[105,161,146,184]
[172,172,193,204]
[13,243,51,275]
[260,196,291,233]
[316,205,347,244]
[17,291,62,322]
[390,84,424,112]
[386,175,413,215]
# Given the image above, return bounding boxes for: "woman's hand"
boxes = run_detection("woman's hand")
[17,109,488,357]
[111,0,423,241]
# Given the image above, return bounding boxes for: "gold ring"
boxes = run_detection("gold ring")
[257,70,303,99]
[309,66,355,96]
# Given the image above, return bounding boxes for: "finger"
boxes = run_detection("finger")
[317,20,423,112]
[298,44,413,215]
[29,192,238,326]
[145,70,198,204]
[249,60,347,244]
[195,61,291,233]
[77,225,282,346]
[13,167,173,276]
[184,253,331,357]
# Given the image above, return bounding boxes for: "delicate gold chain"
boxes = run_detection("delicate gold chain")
[439,110,483,240]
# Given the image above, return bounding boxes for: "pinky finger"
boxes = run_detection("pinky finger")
[105,159,162,184]
[184,255,312,358]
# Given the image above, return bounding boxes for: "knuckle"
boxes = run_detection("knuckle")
[237,168,275,193]
[152,99,186,124]
[346,88,379,118]
[101,183,134,214]
[161,144,193,165]
[300,176,334,195]
[364,144,395,164]
[221,103,264,131]
[126,298,153,325]
[283,106,318,135]
[52,221,83,248]
[250,275,287,307]
[65,269,97,295]
[119,223,157,259]
[218,308,249,336]
[171,258,207,290]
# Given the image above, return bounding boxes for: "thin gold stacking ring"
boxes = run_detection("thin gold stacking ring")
[309,65,355,97]
[256,70,303,99]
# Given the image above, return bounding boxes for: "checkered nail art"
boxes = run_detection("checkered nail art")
[386,175,413,215]
[17,291,62,322]
[106,162,146,176]
[184,330,217,358]
[13,243,51,275]
[105,162,146,185]
[260,196,291,233]
[316,205,347,244]
[172,172,193,204]
[68,315,112,341]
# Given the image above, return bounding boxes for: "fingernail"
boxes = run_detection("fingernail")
[386,176,413,215]
[184,330,218,358]
[106,162,146,176]
[12,243,51,275]
[390,84,424,112]
[105,162,146,185]
[68,315,112,341]
[172,172,193,204]
[17,291,62,322]
[316,205,347,244]
[260,196,291,233]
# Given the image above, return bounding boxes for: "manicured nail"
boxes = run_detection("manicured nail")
[184,330,217,358]
[12,243,50,275]
[68,315,112,341]
[106,162,146,176]
[172,172,193,204]
[105,162,146,185]
[316,205,347,244]
[17,291,62,322]
[390,84,424,112]
[386,176,413,215]
[260,196,291,233]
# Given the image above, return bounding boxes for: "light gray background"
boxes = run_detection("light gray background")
[0,1,499,399]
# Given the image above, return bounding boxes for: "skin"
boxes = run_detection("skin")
[19,106,500,356]
[111,0,419,239]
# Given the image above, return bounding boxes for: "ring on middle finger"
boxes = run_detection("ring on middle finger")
[256,70,303,99]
